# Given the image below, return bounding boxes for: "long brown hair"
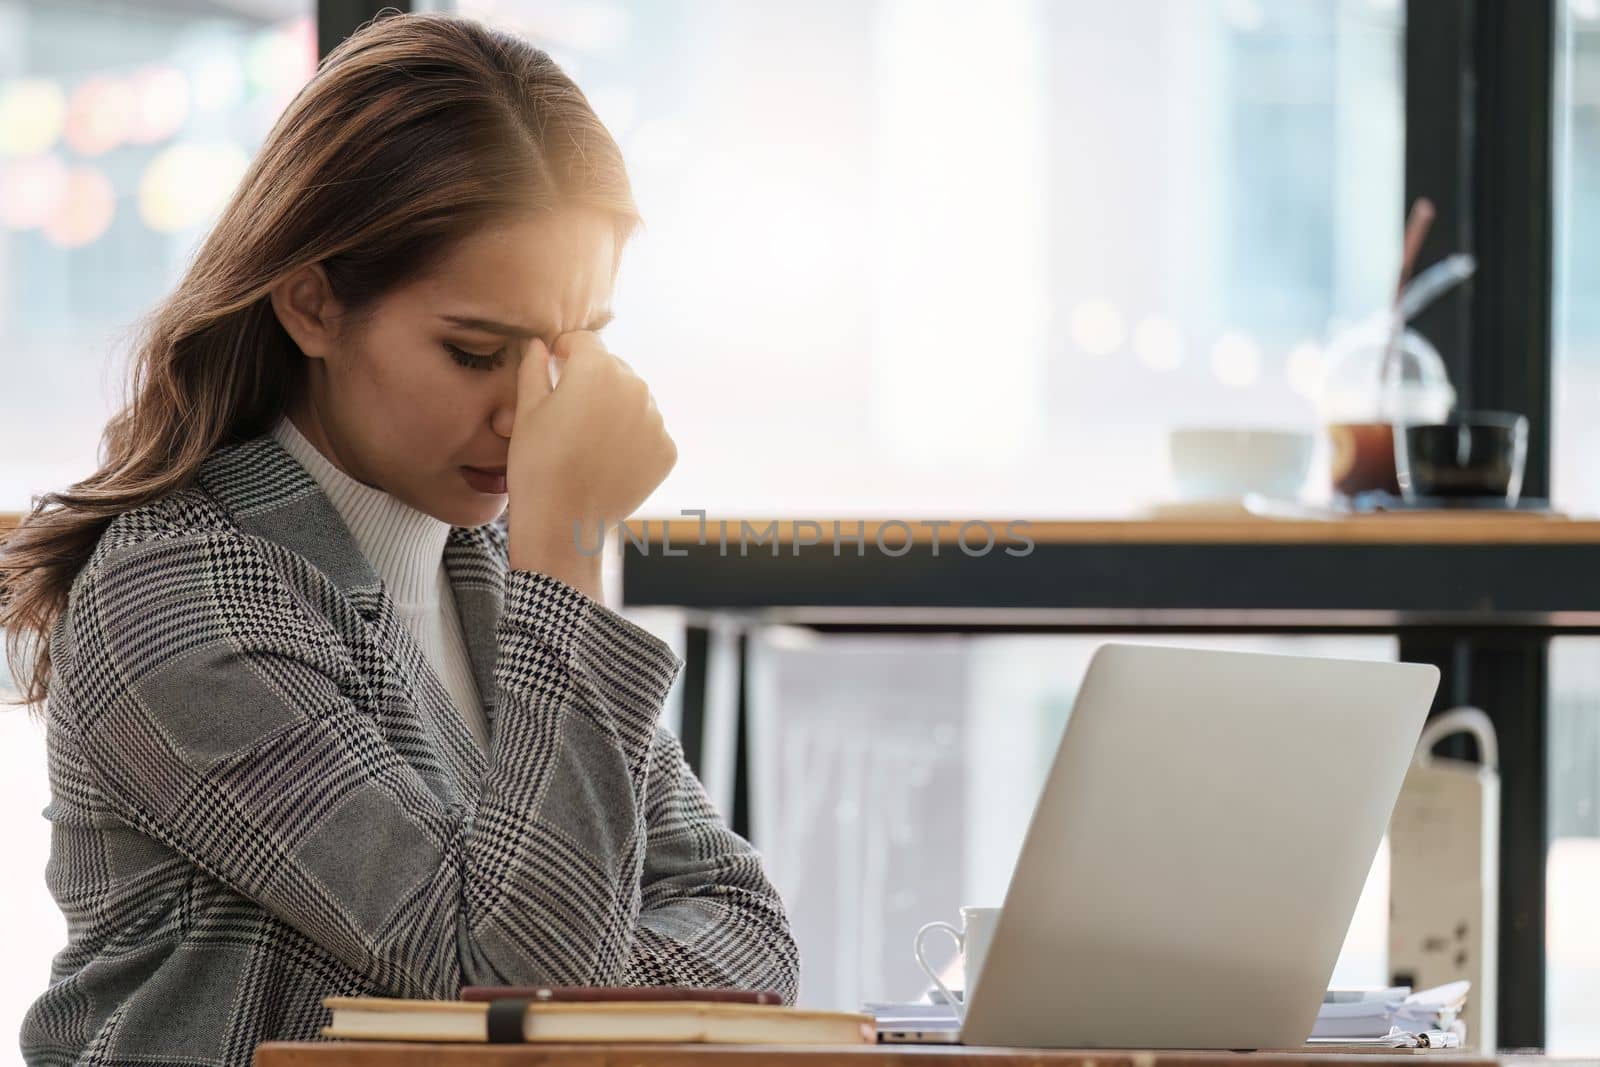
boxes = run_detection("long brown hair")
[0,11,639,717]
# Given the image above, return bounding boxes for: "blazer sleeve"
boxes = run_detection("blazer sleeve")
[621,727,801,1002]
[52,530,786,1000]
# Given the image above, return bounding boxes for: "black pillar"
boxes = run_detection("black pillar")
[318,0,412,61]
[1403,0,1557,1048]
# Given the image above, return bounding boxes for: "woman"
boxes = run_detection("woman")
[2,12,799,1066]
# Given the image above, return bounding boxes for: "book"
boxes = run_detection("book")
[321,995,875,1045]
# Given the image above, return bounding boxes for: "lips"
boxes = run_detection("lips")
[460,465,509,494]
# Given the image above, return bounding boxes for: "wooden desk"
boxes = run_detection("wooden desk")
[253,1042,1517,1067]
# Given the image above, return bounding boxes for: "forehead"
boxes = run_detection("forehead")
[408,210,618,337]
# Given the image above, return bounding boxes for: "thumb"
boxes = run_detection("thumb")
[518,337,556,413]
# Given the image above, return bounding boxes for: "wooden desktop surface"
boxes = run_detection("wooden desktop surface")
[627,514,1600,546]
[251,1043,1525,1067]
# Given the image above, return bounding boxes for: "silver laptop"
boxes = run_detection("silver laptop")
[940,643,1438,1049]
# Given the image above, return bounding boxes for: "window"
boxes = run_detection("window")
[1550,1,1600,1053]
[0,0,315,509]
[1554,1,1600,513]
[461,0,1404,517]
[1549,640,1600,1054]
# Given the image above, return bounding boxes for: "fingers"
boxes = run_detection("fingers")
[551,329,603,363]
[553,330,636,378]
[550,329,660,424]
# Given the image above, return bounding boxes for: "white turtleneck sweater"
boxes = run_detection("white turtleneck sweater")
[269,412,490,751]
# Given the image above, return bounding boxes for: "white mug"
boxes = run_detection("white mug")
[913,906,1000,1022]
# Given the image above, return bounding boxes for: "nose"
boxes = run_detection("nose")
[491,404,514,439]
[491,373,516,438]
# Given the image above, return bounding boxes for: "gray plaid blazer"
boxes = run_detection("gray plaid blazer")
[19,430,798,1066]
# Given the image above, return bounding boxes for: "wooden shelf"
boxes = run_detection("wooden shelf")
[622,514,1599,547]
[8,511,1593,546]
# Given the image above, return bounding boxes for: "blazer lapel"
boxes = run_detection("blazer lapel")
[443,519,509,745]
[195,431,510,777]
[197,431,383,597]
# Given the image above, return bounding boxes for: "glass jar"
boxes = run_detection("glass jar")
[1317,314,1456,499]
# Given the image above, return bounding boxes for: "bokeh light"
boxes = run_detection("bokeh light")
[190,53,245,114]
[1210,330,1262,388]
[1286,339,1326,400]
[138,141,249,233]
[1132,315,1186,371]
[65,75,134,156]
[1069,299,1124,358]
[246,19,317,100]
[0,154,67,229]
[127,66,191,144]
[43,167,116,248]
[0,79,67,156]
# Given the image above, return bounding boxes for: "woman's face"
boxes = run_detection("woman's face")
[270,209,617,529]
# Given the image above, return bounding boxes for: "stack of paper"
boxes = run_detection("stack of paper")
[1308,981,1470,1047]
[861,999,960,1035]
[864,981,1470,1048]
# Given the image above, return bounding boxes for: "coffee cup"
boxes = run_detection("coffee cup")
[913,906,1000,1022]
[1396,410,1529,505]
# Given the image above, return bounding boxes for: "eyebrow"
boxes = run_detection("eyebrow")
[441,309,615,340]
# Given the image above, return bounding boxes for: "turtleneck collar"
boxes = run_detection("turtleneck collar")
[269,411,452,607]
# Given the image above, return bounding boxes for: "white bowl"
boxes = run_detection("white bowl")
[1167,428,1315,502]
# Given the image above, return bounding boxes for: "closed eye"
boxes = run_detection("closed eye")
[444,343,506,371]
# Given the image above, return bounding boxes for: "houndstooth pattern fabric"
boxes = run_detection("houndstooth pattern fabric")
[19,432,799,1066]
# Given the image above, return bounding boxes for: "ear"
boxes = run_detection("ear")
[269,263,345,361]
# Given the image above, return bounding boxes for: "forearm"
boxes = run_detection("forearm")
[461,568,680,984]
[624,886,801,1002]
[618,729,801,1001]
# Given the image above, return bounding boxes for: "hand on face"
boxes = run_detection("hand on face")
[505,328,676,567]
